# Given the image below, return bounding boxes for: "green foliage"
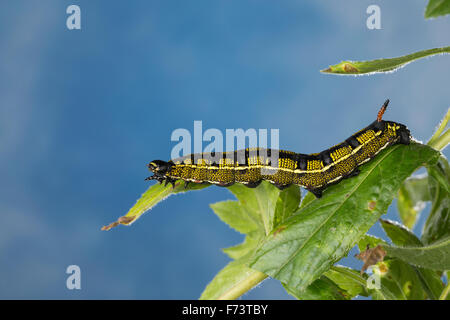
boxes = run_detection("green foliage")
[397,175,430,229]
[422,158,450,244]
[425,0,450,18]
[284,276,349,300]
[324,266,369,298]
[372,259,427,300]
[384,237,450,271]
[105,140,447,300]
[202,181,299,299]
[288,265,371,300]
[379,219,444,299]
[379,219,422,247]
[104,132,448,300]
[199,254,266,300]
[248,143,439,293]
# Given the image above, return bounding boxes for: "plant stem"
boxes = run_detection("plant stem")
[439,282,450,300]
[427,108,450,150]
[217,271,268,300]
[428,129,450,151]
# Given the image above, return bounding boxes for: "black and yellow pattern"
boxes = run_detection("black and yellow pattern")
[146,101,411,198]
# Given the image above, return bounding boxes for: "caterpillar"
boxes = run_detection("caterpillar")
[146,100,411,198]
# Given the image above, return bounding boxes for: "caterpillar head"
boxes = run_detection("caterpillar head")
[146,160,174,182]
[385,121,411,145]
[148,160,174,174]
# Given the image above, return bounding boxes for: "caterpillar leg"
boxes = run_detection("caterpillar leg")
[244,180,262,188]
[272,182,291,190]
[345,168,360,178]
[145,175,165,184]
[307,188,323,198]
[216,182,235,187]
[163,177,176,189]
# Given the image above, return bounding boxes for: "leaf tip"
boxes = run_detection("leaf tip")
[320,67,333,73]
[101,215,137,231]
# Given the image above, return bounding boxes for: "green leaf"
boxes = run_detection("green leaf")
[222,233,262,260]
[380,219,423,247]
[102,181,210,230]
[298,191,316,210]
[358,234,387,251]
[425,0,450,18]
[427,108,450,150]
[202,182,296,299]
[440,282,450,300]
[291,265,371,300]
[228,182,281,235]
[379,219,444,299]
[199,256,267,300]
[324,266,369,298]
[210,200,261,235]
[336,246,419,300]
[321,46,450,75]
[372,259,427,300]
[355,243,427,300]
[413,266,445,300]
[397,175,430,229]
[273,185,301,228]
[284,276,349,300]
[422,158,450,244]
[249,143,440,293]
[428,157,450,193]
[384,237,450,271]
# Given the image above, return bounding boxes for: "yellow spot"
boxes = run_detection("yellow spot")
[378,262,388,274]
[343,63,359,73]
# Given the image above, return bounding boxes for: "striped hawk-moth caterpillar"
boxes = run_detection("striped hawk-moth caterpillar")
[146,100,411,198]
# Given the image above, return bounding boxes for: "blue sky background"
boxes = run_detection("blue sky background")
[0,0,449,299]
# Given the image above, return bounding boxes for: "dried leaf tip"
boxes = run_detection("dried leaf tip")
[355,244,386,275]
[101,215,137,231]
